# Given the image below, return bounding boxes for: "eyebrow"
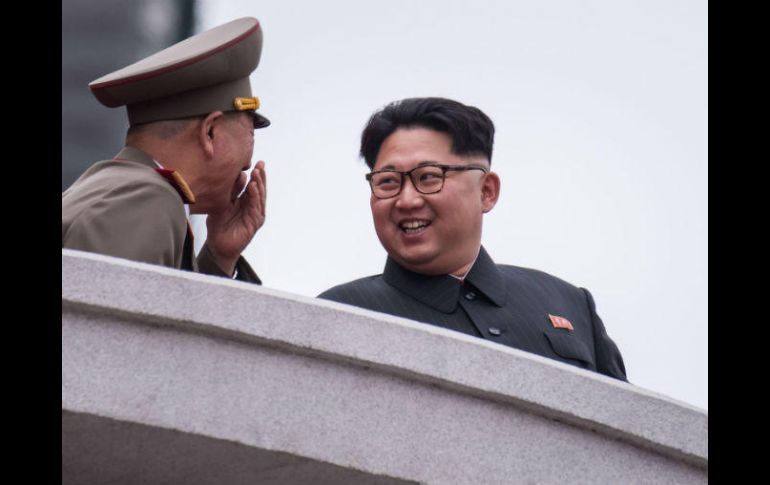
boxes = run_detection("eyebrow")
[376,161,443,171]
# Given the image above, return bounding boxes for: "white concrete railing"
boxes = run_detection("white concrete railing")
[62,249,707,484]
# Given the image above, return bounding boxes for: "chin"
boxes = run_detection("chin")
[392,251,443,274]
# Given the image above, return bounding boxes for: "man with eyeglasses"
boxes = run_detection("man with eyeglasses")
[63,18,269,282]
[319,97,627,380]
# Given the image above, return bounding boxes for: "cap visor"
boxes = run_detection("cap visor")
[252,112,271,129]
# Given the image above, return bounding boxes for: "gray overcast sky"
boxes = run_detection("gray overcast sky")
[195,0,707,410]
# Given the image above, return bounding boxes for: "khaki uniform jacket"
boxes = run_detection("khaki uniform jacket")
[62,147,260,283]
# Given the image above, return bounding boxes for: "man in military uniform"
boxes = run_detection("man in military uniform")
[319,97,627,380]
[62,17,270,283]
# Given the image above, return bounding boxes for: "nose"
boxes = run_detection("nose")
[394,175,425,209]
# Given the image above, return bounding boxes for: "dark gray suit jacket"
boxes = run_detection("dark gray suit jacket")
[319,246,627,381]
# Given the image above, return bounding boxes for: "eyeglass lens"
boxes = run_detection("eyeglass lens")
[370,165,445,197]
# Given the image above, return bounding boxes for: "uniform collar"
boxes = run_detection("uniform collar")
[114,146,196,205]
[382,246,507,313]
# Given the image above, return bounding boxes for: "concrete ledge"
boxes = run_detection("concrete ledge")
[63,410,413,484]
[62,250,707,484]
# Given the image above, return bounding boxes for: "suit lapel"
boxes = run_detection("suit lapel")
[464,246,507,307]
[382,258,461,313]
[381,246,507,313]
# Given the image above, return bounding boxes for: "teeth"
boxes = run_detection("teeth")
[400,220,429,230]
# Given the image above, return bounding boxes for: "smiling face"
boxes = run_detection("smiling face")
[370,127,500,276]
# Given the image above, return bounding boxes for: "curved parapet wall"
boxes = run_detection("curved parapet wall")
[62,250,707,484]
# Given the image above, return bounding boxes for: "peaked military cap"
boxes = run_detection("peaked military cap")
[89,17,270,129]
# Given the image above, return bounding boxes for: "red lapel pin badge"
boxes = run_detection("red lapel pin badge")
[548,314,574,331]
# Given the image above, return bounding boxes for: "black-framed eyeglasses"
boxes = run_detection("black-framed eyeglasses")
[366,163,488,199]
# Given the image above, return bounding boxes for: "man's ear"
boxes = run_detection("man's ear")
[199,111,224,158]
[481,171,501,213]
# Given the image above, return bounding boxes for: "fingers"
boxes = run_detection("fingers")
[247,179,263,220]
[253,160,266,201]
[238,161,265,231]
[251,161,266,217]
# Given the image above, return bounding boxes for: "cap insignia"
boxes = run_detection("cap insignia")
[234,96,260,111]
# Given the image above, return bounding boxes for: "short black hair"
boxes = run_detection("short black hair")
[359,97,495,169]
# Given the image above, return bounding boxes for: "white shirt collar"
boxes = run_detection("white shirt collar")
[449,252,481,281]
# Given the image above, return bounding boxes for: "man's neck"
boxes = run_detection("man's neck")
[127,140,201,197]
[449,250,481,281]
[127,137,190,171]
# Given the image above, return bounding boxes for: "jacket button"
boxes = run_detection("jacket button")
[489,327,502,336]
[464,291,477,300]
